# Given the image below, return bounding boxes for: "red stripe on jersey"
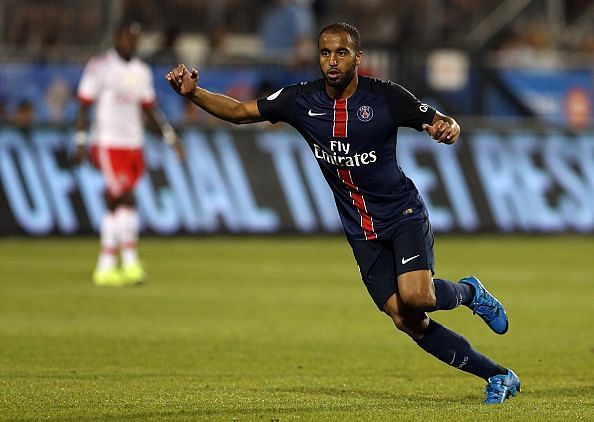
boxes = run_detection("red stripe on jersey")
[333,99,348,137]
[337,169,377,240]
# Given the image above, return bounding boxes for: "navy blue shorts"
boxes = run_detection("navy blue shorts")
[347,216,435,310]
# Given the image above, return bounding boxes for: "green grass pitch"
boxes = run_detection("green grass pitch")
[1,235,593,420]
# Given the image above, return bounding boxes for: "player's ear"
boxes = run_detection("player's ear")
[355,51,362,66]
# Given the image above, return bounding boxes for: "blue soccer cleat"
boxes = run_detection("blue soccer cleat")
[484,369,521,404]
[460,276,509,334]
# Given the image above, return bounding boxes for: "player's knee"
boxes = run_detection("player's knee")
[383,304,412,333]
[105,197,118,211]
[120,191,135,206]
[399,288,436,311]
[398,271,436,311]
[390,314,425,338]
[382,294,399,318]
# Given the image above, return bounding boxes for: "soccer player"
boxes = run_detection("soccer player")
[166,22,520,403]
[74,22,184,287]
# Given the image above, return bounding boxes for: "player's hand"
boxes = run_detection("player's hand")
[72,144,88,164]
[422,120,459,144]
[166,64,198,97]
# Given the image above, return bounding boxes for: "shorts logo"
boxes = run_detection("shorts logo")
[401,254,420,265]
[357,105,373,122]
[419,103,429,112]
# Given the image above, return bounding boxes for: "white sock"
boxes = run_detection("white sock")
[97,211,118,271]
[116,206,140,267]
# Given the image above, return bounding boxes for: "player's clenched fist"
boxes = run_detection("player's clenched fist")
[422,120,459,144]
[166,64,198,97]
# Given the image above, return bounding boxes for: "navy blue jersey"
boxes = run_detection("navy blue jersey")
[257,75,436,241]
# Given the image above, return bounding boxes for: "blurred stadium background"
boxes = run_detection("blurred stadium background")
[1,1,594,420]
[1,0,593,236]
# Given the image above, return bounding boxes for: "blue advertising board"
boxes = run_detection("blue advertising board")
[497,68,593,127]
[1,125,593,235]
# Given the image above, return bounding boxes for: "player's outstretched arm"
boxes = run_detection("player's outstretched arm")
[166,64,265,125]
[422,111,460,144]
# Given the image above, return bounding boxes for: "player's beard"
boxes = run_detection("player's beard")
[322,62,357,90]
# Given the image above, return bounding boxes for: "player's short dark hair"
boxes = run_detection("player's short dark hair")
[115,21,142,37]
[318,23,361,51]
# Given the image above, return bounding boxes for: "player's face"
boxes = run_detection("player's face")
[318,31,361,89]
[115,27,139,61]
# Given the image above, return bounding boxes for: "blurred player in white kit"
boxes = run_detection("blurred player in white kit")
[73,22,184,286]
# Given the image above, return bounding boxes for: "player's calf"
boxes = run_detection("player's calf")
[431,278,473,310]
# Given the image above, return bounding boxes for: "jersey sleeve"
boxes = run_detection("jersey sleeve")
[256,84,298,124]
[77,58,102,104]
[387,82,436,131]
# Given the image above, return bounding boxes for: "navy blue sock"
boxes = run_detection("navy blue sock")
[415,320,506,380]
[432,278,473,311]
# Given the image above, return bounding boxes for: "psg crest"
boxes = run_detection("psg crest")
[357,105,373,122]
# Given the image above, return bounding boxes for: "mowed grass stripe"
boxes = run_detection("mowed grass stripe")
[0,236,593,420]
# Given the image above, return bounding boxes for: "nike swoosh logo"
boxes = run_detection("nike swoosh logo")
[308,109,326,116]
[401,254,420,265]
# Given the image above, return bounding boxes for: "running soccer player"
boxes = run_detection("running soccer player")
[166,22,520,403]
[74,22,184,287]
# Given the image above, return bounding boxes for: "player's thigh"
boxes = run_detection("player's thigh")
[93,146,144,199]
[392,217,436,304]
[117,149,144,206]
[115,148,144,192]
[391,216,435,278]
[91,145,122,198]
[397,269,434,308]
[347,238,397,311]
[128,148,145,187]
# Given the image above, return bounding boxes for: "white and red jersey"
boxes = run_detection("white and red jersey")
[77,49,156,149]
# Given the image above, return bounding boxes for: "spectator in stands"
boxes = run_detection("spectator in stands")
[495,20,561,69]
[578,33,594,55]
[0,95,6,123]
[258,0,315,65]
[121,0,160,30]
[4,0,104,60]
[202,25,233,66]
[44,78,75,123]
[11,100,35,132]
[150,26,182,65]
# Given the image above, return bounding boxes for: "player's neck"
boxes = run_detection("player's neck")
[325,74,358,100]
[115,48,133,62]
